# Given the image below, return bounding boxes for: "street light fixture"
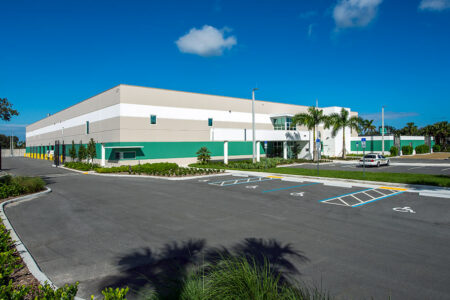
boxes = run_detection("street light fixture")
[252,88,259,163]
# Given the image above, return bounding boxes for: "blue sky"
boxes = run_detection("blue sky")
[1,0,449,140]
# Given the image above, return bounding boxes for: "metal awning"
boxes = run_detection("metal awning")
[104,146,144,149]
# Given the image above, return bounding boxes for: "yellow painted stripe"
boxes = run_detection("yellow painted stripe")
[379,186,407,191]
[267,176,283,179]
[83,172,89,174]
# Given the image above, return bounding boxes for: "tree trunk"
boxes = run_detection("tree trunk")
[342,129,346,159]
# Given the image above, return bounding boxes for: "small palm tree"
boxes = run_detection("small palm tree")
[402,122,418,136]
[292,107,328,161]
[327,108,361,158]
[196,147,211,164]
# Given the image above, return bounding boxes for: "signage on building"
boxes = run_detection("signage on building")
[361,138,366,149]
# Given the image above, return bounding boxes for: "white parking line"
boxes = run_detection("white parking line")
[441,167,450,171]
[408,166,423,170]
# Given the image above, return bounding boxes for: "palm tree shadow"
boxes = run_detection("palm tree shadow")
[99,238,308,298]
[99,239,205,299]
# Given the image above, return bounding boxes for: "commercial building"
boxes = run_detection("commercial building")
[25,84,359,165]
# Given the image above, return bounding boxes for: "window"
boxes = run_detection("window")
[114,151,136,160]
[86,121,90,134]
[150,115,157,124]
[272,117,285,130]
[208,118,213,126]
[286,117,296,130]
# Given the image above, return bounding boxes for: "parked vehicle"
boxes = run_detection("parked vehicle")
[359,153,390,167]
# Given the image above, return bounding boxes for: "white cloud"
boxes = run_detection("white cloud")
[175,25,237,57]
[419,0,450,11]
[333,0,383,29]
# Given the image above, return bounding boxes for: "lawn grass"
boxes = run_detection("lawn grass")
[249,167,450,187]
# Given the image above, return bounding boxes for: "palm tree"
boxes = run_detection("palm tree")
[292,107,328,161]
[327,108,361,158]
[402,122,418,136]
[434,121,449,150]
[362,119,376,135]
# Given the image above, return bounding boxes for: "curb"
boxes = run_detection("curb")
[0,187,56,287]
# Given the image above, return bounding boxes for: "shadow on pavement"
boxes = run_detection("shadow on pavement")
[99,238,307,299]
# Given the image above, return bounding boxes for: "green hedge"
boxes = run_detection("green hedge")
[190,157,324,170]
[64,162,99,171]
[390,146,399,156]
[401,145,413,155]
[0,176,45,199]
[415,144,430,154]
[95,162,222,177]
[433,144,441,152]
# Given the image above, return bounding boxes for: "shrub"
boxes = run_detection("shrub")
[401,145,413,155]
[415,144,430,154]
[34,282,78,300]
[69,140,77,162]
[196,147,211,164]
[64,162,99,171]
[390,146,399,156]
[78,141,87,162]
[0,176,45,199]
[433,144,441,152]
[99,287,129,300]
[87,138,97,164]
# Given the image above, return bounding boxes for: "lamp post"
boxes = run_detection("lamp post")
[252,88,258,163]
[382,106,385,155]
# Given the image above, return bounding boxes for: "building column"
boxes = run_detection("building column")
[283,141,288,159]
[256,141,261,162]
[101,143,106,167]
[224,141,229,165]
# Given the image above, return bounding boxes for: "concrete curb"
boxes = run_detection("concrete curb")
[0,187,56,287]
[330,160,450,167]
[227,170,450,198]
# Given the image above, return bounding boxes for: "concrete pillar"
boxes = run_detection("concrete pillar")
[256,141,261,162]
[101,143,106,167]
[224,141,229,165]
[283,141,288,159]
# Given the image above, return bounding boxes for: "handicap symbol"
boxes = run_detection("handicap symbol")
[290,192,304,197]
[393,207,415,213]
[246,185,258,189]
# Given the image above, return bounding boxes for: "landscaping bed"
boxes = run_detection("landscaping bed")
[190,157,331,170]
[64,162,224,177]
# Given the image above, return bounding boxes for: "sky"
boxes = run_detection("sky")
[1,0,449,140]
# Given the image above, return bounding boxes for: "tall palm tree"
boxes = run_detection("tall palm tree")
[327,108,361,158]
[292,106,328,161]
[402,122,418,136]
[362,119,376,135]
[434,121,449,150]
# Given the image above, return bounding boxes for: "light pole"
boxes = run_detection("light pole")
[252,88,258,163]
[382,106,385,155]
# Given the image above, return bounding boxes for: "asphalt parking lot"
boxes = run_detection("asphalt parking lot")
[3,158,450,299]
[288,161,450,175]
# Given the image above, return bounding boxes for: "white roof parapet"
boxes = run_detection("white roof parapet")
[211,128,310,142]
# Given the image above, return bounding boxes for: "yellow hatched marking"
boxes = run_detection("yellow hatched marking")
[379,186,407,191]
[267,176,283,179]
[83,172,89,175]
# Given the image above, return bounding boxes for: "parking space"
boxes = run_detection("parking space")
[197,174,414,209]
[288,162,450,175]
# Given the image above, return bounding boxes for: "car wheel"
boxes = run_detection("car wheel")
[377,162,380,167]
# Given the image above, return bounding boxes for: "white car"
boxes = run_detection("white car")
[359,153,390,167]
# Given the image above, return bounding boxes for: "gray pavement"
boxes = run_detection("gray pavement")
[289,162,450,175]
[3,157,450,300]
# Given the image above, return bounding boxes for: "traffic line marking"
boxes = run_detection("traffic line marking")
[209,177,273,187]
[262,182,319,193]
[319,187,407,207]
[267,176,283,179]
